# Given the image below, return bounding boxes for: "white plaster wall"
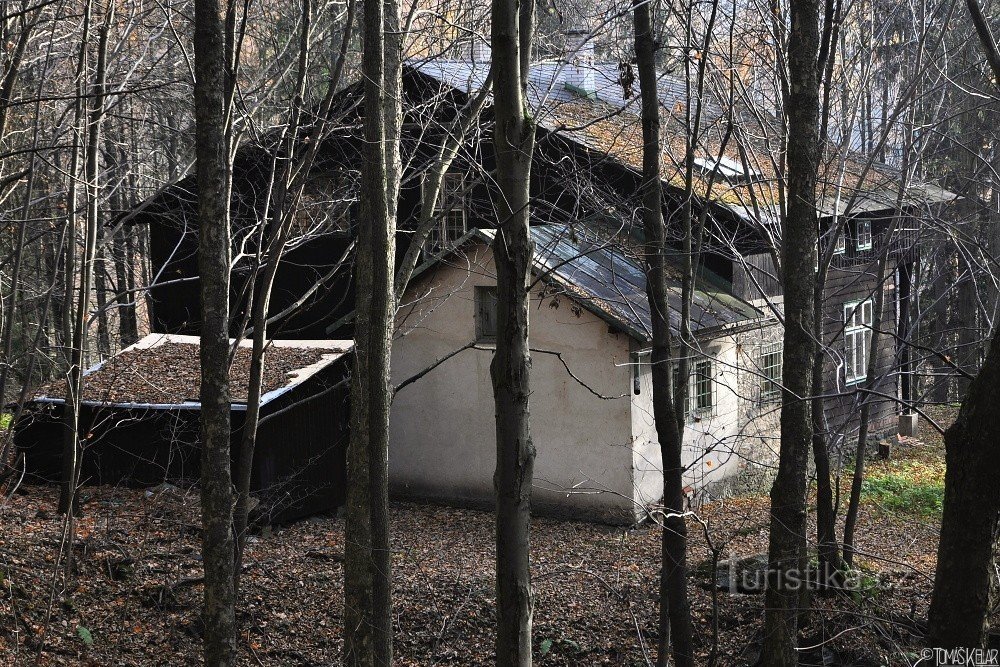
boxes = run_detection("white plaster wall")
[630,336,747,510]
[390,243,639,523]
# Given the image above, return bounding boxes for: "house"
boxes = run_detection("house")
[402,50,956,448]
[127,36,956,521]
[391,223,782,523]
[15,334,353,523]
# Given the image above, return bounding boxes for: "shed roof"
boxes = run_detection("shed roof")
[414,223,763,342]
[31,334,353,410]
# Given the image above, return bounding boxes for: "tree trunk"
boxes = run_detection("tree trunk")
[343,0,398,660]
[490,0,536,662]
[955,250,978,395]
[928,333,1000,648]
[929,246,953,404]
[812,277,842,582]
[58,0,91,516]
[112,226,139,346]
[760,0,821,659]
[632,2,694,665]
[928,0,1000,647]
[193,0,237,660]
[94,224,112,358]
[927,337,1000,648]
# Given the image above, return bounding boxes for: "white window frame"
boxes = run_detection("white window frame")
[424,172,467,254]
[856,219,873,251]
[834,230,846,255]
[759,342,783,403]
[844,299,873,385]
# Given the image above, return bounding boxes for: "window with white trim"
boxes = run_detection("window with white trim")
[674,358,715,417]
[424,172,467,254]
[856,219,873,251]
[834,231,846,255]
[844,299,873,384]
[759,342,783,403]
[475,286,498,341]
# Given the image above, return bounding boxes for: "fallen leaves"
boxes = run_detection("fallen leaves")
[33,342,339,405]
[0,411,960,666]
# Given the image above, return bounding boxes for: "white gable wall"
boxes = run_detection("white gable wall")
[390,244,640,523]
[630,336,748,512]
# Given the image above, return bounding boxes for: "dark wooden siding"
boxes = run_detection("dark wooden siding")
[820,261,900,443]
[15,405,201,486]
[732,252,782,302]
[15,355,351,523]
[250,359,350,523]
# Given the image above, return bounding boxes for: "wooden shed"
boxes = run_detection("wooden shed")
[15,334,353,524]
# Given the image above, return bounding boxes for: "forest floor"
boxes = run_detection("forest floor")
[0,409,952,666]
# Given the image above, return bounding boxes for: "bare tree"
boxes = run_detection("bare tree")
[193,0,237,661]
[231,0,356,592]
[928,0,1000,649]
[490,0,537,661]
[60,0,112,520]
[760,0,821,660]
[632,1,695,664]
[343,0,400,662]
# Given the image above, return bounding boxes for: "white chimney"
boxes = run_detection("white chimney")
[563,29,595,98]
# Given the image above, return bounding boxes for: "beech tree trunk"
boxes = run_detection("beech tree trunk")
[343,0,399,661]
[760,0,821,659]
[490,0,536,662]
[193,0,237,660]
[632,3,694,665]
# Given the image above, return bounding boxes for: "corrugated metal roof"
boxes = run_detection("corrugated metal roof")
[471,224,762,341]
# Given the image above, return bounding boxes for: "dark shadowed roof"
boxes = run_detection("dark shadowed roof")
[409,59,956,222]
[417,223,763,342]
[32,334,353,409]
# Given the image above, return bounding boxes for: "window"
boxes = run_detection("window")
[673,358,715,417]
[475,286,498,341]
[691,359,714,413]
[856,219,873,251]
[759,343,783,403]
[844,299,873,384]
[424,172,467,254]
[691,155,763,185]
[834,231,846,255]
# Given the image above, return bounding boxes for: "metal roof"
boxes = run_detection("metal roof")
[409,58,708,118]
[408,59,957,221]
[462,224,762,341]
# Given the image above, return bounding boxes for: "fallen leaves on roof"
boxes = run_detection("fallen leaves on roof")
[540,94,906,213]
[35,342,343,406]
